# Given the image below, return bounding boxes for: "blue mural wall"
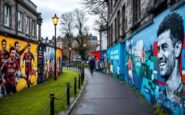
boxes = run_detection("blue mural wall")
[92,3,185,114]
[123,4,185,115]
[107,43,125,80]
[99,50,107,72]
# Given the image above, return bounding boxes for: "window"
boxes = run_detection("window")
[117,11,120,39]
[133,0,141,23]
[111,24,113,46]
[114,18,117,42]
[3,4,11,27]
[18,11,23,31]
[25,16,30,35]
[122,6,125,35]
[31,20,35,37]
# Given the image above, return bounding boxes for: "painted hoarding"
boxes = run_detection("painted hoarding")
[124,4,185,114]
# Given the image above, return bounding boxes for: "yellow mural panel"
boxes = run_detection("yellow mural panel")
[0,35,38,92]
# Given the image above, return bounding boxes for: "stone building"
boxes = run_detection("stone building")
[0,0,42,41]
[107,0,181,47]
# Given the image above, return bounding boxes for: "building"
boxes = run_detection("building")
[0,0,42,41]
[99,31,107,50]
[107,0,180,47]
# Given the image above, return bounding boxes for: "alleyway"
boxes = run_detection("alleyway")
[71,69,154,115]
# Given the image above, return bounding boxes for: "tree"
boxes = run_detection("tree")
[73,9,90,60]
[60,12,74,60]
[82,0,108,31]
[82,0,108,50]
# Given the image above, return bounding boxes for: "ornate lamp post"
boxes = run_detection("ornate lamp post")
[52,14,59,80]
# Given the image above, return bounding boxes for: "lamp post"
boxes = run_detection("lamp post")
[52,14,59,80]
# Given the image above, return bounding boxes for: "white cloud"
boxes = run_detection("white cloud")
[31,0,99,40]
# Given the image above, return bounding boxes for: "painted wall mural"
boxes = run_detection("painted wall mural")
[123,5,185,114]
[107,43,125,80]
[0,36,38,96]
[91,51,101,70]
[90,4,185,114]
[0,36,62,97]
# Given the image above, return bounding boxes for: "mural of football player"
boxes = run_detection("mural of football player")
[1,47,18,95]
[117,61,120,79]
[0,39,9,68]
[157,12,184,114]
[22,44,35,87]
[126,56,134,86]
[14,41,28,71]
[0,39,10,96]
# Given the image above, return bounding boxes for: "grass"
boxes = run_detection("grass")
[0,69,80,115]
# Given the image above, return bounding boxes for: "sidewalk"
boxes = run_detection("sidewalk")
[70,69,154,115]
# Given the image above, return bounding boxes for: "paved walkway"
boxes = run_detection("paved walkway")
[71,69,154,115]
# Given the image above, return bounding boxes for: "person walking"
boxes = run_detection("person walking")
[88,56,95,74]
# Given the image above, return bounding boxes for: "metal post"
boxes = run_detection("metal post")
[78,75,81,90]
[54,24,57,80]
[50,93,54,115]
[66,82,70,106]
[82,67,84,82]
[74,77,77,96]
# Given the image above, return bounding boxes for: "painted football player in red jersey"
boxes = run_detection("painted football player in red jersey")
[1,47,18,95]
[23,44,35,87]
[0,39,9,96]
[14,41,28,71]
[0,39,9,68]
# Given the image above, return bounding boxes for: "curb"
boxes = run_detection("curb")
[59,78,87,115]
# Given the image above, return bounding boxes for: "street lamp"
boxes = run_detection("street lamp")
[52,14,59,80]
[83,44,86,47]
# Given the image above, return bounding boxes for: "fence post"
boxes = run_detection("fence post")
[50,93,54,115]
[82,67,84,83]
[66,82,70,106]
[78,74,81,90]
[74,77,77,96]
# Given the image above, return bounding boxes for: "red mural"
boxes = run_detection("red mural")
[91,51,101,60]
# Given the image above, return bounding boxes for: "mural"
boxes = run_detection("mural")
[42,45,62,82]
[91,51,101,70]
[0,36,62,97]
[0,36,38,96]
[123,5,185,114]
[107,43,125,80]
[100,50,107,73]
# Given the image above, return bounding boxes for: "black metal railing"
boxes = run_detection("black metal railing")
[41,67,85,115]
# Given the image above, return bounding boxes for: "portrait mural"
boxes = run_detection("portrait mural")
[124,6,185,114]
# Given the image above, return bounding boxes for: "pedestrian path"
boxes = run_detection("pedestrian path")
[70,69,154,115]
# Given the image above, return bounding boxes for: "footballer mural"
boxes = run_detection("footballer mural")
[0,36,63,97]
[0,36,38,96]
[124,8,185,114]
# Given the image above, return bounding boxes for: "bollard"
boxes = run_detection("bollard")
[50,93,54,115]
[78,75,81,90]
[74,77,77,96]
[66,82,70,106]
[82,67,84,83]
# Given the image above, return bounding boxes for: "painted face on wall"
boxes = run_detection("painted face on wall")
[2,41,7,51]
[157,30,175,80]
[15,43,20,51]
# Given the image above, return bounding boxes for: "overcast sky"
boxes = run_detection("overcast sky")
[31,0,99,39]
